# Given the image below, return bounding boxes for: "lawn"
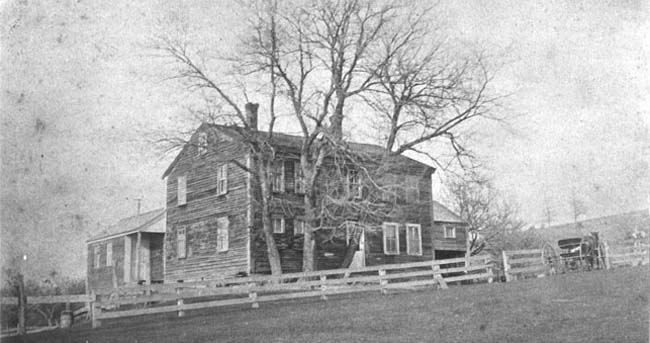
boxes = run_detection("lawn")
[5,266,648,343]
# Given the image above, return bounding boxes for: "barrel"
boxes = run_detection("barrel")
[60,310,73,328]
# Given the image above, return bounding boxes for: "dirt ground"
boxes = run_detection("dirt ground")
[4,266,648,343]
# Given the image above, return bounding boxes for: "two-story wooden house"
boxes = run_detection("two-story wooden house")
[161,106,467,282]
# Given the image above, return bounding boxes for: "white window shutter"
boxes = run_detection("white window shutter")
[178,175,187,206]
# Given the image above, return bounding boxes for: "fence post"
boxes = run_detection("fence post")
[176,287,185,318]
[502,250,511,282]
[485,257,494,284]
[249,291,259,309]
[432,264,448,289]
[378,269,387,295]
[320,275,328,301]
[604,242,611,269]
[91,292,101,328]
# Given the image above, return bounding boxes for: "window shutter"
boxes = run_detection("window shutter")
[177,227,187,258]
[223,163,228,193]
[217,217,229,252]
[106,242,113,266]
[178,175,187,206]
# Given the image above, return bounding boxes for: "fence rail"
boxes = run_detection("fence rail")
[0,294,91,306]
[90,256,493,327]
[502,249,546,282]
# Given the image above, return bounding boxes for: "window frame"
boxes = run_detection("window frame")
[382,222,400,255]
[216,217,229,252]
[293,218,305,235]
[294,161,305,194]
[272,216,285,234]
[406,223,422,256]
[106,242,113,267]
[217,163,228,195]
[177,227,187,259]
[347,169,362,199]
[177,175,187,206]
[444,225,456,239]
[197,131,208,156]
[271,160,285,193]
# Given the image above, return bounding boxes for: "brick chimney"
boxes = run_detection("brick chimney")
[245,103,259,130]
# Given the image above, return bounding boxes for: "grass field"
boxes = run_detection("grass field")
[5,266,648,343]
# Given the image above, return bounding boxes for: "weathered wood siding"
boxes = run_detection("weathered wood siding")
[432,222,468,252]
[164,132,250,282]
[251,155,437,272]
[148,233,165,282]
[87,236,124,290]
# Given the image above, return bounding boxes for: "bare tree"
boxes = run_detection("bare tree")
[153,0,508,272]
[446,172,529,256]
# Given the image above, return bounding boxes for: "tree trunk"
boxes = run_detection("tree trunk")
[258,160,283,275]
[16,274,26,335]
[302,194,316,272]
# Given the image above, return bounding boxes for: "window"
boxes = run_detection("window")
[294,161,305,194]
[177,227,187,258]
[444,225,456,239]
[271,161,284,192]
[347,169,362,199]
[406,224,422,255]
[94,246,101,269]
[405,177,420,203]
[217,163,228,195]
[272,216,285,234]
[293,218,305,235]
[382,222,399,255]
[216,217,229,252]
[197,131,208,156]
[106,242,113,267]
[177,175,187,206]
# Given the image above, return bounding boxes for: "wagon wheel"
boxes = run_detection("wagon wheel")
[542,242,559,275]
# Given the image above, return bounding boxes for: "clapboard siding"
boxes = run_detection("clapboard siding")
[87,237,124,290]
[432,222,468,251]
[164,131,250,282]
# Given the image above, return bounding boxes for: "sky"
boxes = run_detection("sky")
[1,0,648,280]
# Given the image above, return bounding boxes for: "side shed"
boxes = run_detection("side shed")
[86,208,166,291]
[431,201,468,259]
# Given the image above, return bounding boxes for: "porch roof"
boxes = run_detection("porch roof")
[86,208,166,244]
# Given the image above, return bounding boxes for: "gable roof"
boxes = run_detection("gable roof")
[87,208,166,244]
[532,209,650,247]
[432,201,465,224]
[162,123,435,179]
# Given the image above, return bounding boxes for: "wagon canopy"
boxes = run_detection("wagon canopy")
[558,238,582,250]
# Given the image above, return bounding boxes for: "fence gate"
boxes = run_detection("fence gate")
[502,249,547,282]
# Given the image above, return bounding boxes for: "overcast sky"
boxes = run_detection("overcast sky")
[1,0,648,279]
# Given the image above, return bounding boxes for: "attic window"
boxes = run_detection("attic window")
[444,225,456,239]
[197,132,208,156]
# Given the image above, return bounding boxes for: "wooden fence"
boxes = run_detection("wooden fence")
[89,256,492,328]
[607,244,649,267]
[501,249,547,282]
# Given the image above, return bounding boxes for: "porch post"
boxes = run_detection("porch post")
[135,232,141,283]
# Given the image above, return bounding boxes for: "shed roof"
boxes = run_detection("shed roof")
[87,208,166,244]
[432,201,465,224]
[162,124,434,179]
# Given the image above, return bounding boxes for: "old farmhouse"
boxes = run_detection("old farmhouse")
[160,106,467,282]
